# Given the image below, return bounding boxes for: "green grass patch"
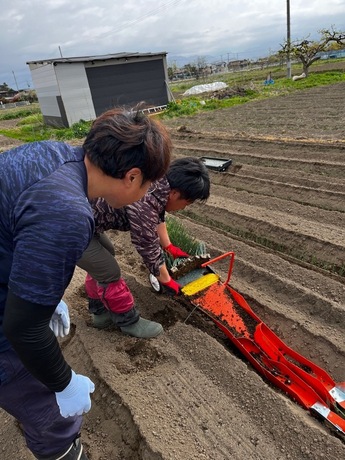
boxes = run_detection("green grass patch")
[169,62,345,94]
[0,124,54,142]
[163,91,257,118]
[0,117,91,143]
[54,120,92,140]
[17,112,43,125]
[0,104,41,120]
[163,68,345,119]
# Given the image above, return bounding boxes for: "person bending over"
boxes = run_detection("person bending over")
[77,157,210,339]
[0,107,172,460]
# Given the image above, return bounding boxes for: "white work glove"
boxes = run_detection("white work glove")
[55,370,95,418]
[49,300,70,338]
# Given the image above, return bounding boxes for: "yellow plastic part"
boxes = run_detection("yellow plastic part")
[182,273,220,296]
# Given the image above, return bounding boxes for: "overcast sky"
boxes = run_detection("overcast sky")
[1,0,345,90]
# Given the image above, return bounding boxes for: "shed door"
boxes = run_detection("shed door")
[86,60,168,115]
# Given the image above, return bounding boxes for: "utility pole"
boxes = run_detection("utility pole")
[12,70,19,91]
[58,46,63,58]
[286,0,291,78]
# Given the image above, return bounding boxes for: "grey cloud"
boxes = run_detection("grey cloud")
[1,0,344,88]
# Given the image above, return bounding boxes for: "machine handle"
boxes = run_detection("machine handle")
[201,251,235,285]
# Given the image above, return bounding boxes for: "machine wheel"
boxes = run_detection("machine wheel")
[149,273,162,293]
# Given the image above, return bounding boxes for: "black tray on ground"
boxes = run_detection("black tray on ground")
[201,157,232,172]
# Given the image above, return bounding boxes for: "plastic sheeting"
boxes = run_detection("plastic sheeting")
[183,82,228,96]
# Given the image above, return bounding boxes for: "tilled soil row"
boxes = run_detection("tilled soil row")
[174,143,345,179]
[171,131,345,162]
[164,82,345,141]
[208,182,344,227]
[212,165,345,194]
[183,198,345,269]
[169,130,345,275]
[209,172,345,213]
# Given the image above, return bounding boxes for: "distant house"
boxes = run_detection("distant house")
[227,59,250,71]
[27,52,171,127]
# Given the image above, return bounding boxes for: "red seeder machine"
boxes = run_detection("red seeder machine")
[150,251,345,439]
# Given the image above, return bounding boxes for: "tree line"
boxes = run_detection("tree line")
[168,27,345,80]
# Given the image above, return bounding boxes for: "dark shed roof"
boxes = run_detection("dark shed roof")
[27,52,167,65]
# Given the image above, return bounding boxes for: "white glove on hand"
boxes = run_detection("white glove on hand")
[55,371,95,418]
[49,300,70,338]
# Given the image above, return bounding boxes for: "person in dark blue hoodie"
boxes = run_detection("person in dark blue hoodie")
[0,106,172,460]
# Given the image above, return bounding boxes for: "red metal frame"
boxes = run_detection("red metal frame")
[182,252,345,438]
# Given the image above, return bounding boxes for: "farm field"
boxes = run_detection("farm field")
[0,82,344,459]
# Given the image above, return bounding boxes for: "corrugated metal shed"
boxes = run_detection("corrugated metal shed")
[27,52,171,127]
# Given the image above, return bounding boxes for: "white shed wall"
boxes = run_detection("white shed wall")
[28,63,61,117]
[55,63,96,125]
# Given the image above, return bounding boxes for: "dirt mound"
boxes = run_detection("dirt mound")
[203,86,247,100]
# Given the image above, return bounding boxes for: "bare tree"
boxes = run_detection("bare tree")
[320,27,345,46]
[280,27,345,76]
[183,63,198,79]
[167,64,177,81]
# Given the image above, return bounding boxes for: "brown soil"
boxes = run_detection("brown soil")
[1,82,345,459]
